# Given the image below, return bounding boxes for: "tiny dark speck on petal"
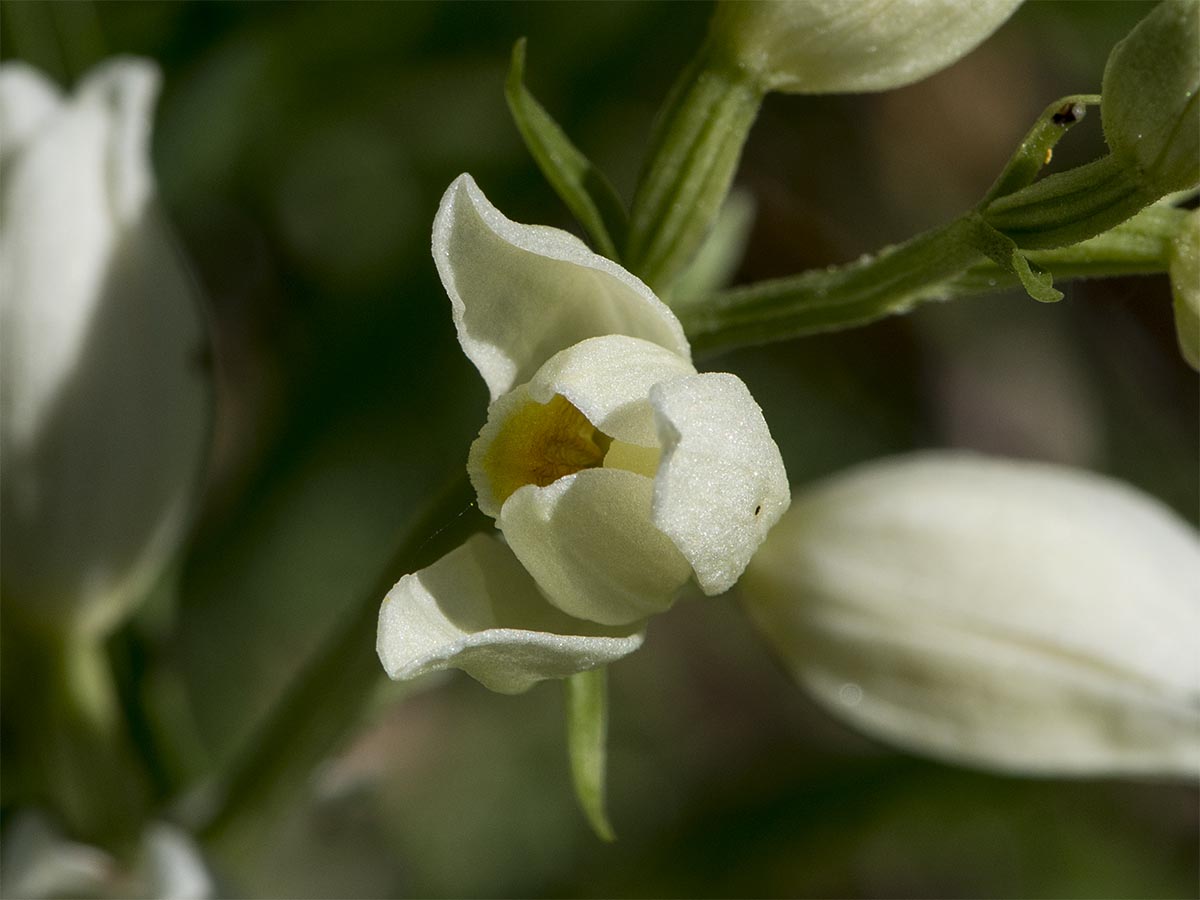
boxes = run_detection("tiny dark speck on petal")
[754,505,762,516]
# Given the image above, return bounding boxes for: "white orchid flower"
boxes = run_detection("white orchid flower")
[708,0,1024,95]
[0,59,210,637]
[741,452,1200,778]
[377,175,789,693]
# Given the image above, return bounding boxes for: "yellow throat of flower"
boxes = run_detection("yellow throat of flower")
[479,393,660,508]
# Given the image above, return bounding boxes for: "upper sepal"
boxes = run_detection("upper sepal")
[432,174,690,400]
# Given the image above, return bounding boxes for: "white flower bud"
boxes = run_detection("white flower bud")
[0,59,210,637]
[708,0,1023,95]
[741,453,1200,778]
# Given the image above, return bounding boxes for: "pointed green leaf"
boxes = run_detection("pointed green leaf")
[564,667,615,841]
[505,39,628,260]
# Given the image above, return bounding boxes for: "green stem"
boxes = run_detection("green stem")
[195,474,487,845]
[626,46,765,294]
[7,626,152,851]
[680,204,1183,356]
[982,153,1156,249]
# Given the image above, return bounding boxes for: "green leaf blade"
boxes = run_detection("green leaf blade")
[505,38,628,260]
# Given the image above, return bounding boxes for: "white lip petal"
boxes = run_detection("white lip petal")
[432,174,690,401]
[741,452,1200,777]
[377,533,644,695]
[650,372,790,596]
[499,468,692,626]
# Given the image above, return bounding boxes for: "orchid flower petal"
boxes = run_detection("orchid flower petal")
[650,373,790,595]
[377,533,644,694]
[500,468,692,626]
[432,174,689,400]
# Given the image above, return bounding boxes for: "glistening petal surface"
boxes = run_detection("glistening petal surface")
[650,373,790,595]
[432,174,689,400]
[377,533,644,694]
[500,468,692,626]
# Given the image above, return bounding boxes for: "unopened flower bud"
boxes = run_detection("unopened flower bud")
[741,453,1200,778]
[0,59,210,637]
[708,0,1023,95]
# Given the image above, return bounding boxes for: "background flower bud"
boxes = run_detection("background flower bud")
[1101,0,1200,196]
[708,0,1023,95]
[741,453,1200,778]
[0,59,210,637]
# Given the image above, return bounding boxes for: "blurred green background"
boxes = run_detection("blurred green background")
[2,1,1196,897]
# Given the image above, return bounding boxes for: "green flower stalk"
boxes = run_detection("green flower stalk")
[625,0,1023,293]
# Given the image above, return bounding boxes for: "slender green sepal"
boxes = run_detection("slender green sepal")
[504,38,628,260]
[564,667,615,842]
[982,94,1100,204]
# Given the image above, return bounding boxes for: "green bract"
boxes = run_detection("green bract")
[1102,0,1200,197]
[708,0,1023,94]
